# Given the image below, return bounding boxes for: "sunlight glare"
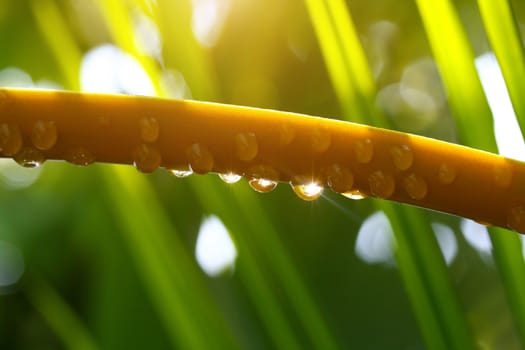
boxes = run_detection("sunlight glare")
[355,211,395,266]
[80,44,155,96]
[191,0,231,48]
[195,215,237,277]
[460,219,492,258]
[431,223,457,265]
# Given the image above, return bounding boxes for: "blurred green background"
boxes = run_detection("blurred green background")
[1,0,525,349]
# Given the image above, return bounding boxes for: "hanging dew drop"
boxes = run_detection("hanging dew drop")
[186,143,214,174]
[31,120,57,151]
[219,172,242,184]
[170,167,193,178]
[235,132,258,161]
[292,182,323,201]
[0,123,22,156]
[248,178,278,193]
[325,163,353,193]
[341,189,367,200]
[133,144,162,173]
[13,147,45,168]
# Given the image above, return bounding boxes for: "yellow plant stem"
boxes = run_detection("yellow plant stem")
[0,88,524,233]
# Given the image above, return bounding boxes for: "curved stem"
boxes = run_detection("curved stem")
[1,88,523,233]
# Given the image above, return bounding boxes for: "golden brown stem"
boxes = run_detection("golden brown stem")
[1,88,523,233]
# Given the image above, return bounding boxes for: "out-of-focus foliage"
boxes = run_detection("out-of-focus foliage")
[0,0,525,349]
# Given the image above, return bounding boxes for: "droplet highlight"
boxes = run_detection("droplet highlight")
[403,173,428,200]
[311,128,331,154]
[249,178,278,193]
[341,189,367,200]
[186,143,214,174]
[292,182,323,201]
[13,147,45,168]
[133,144,161,173]
[279,123,295,146]
[390,144,413,170]
[0,123,22,156]
[32,120,57,151]
[235,132,258,161]
[65,147,95,166]
[140,116,159,143]
[170,168,193,178]
[438,163,456,184]
[493,164,512,188]
[368,171,395,199]
[219,172,242,184]
[355,138,374,164]
[325,163,353,193]
[247,164,279,193]
[508,206,525,233]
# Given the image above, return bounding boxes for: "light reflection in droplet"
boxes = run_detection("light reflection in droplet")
[195,215,237,277]
[355,211,395,266]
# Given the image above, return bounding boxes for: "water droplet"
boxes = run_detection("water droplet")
[493,164,512,188]
[390,144,413,170]
[247,164,279,193]
[235,132,258,161]
[133,144,161,173]
[186,143,214,174]
[169,167,193,178]
[13,147,45,168]
[355,138,374,163]
[311,128,331,154]
[368,171,395,199]
[31,120,57,151]
[140,116,159,143]
[292,182,323,201]
[403,173,428,200]
[438,163,456,184]
[248,178,278,193]
[279,123,295,146]
[219,172,242,184]
[65,147,95,166]
[341,189,367,200]
[325,163,353,193]
[0,123,22,156]
[508,205,525,233]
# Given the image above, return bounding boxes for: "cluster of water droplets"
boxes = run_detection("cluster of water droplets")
[1,106,523,233]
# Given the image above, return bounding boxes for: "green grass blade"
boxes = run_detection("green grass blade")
[25,278,99,350]
[306,0,474,348]
[191,176,339,349]
[478,0,525,137]
[416,0,525,346]
[102,166,238,350]
[415,0,497,152]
